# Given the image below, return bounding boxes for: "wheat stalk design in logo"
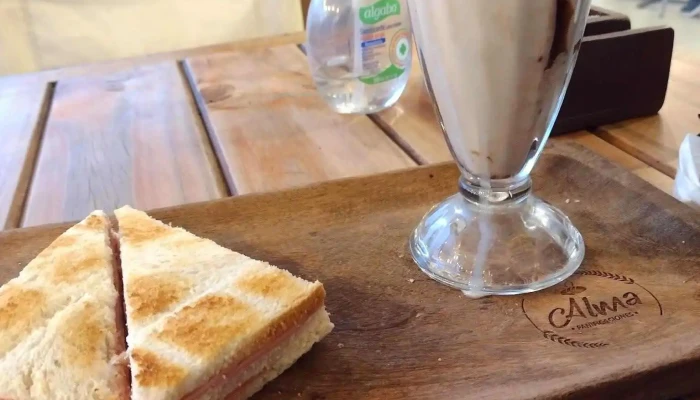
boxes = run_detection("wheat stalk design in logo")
[522,270,663,349]
[521,299,611,349]
[574,270,635,284]
[543,330,609,349]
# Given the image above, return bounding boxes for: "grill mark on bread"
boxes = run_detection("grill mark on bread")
[180,308,330,400]
[0,211,129,399]
[235,267,307,304]
[57,300,108,370]
[180,285,327,399]
[156,295,263,360]
[49,251,106,284]
[0,286,46,356]
[132,348,187,388]
[119,215,174,246]
[43,234,78,252]
[127,273,192,321]
[83,214,107,230]
[115,206,333,399]
[28,214,111,284]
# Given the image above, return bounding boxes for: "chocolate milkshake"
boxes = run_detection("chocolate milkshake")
[408,0,586,183]
[407,0,591,295]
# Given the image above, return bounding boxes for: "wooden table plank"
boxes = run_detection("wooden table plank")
[595,55,700,177]
[21,61,227,227]
[0,81,50,229]
[184,45,416,195]
[562,132,676,196]
[371,51,676,197]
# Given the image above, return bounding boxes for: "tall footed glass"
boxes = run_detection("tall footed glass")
[408,0,592,295]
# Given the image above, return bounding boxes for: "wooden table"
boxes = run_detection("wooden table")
[0,31,698,399]
[0,31,696,232]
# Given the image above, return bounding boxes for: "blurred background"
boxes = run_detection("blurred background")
[0,0,697,76]
[0,0,308,75]
[594,0,700,52]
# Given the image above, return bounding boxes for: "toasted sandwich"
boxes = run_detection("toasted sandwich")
[0,211,129,400]
[115,206,333,400]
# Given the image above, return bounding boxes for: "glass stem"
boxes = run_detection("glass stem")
[458,176,532,206]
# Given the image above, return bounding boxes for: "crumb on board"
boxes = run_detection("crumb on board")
[416,312,424,318]
[565,199,571,204]
[574,199,581,203]
[438,358,442,361]
[408,278,415,283]
[337,343,345,349]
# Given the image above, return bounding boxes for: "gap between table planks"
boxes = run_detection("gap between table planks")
[20,61,228,227]
[371,47,677,197]
[0,81,52,229]
[183,44,416,195]
[0,35,681,229]
[593,53,700,178]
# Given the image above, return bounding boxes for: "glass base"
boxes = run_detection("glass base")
[410,190,585,295]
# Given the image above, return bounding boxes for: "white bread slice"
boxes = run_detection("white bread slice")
[196,308,332,400]
[0,212,129,400]
[115,206,333,400]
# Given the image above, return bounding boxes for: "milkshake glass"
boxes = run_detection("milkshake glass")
[408,0,592,295]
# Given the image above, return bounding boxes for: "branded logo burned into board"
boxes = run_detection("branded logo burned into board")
[521,270,663,348]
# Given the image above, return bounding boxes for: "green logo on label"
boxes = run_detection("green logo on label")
[359,0,401,25]
[359,65,405,85]
[399,42,408,56]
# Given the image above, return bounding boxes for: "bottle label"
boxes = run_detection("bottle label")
[357,0,411,85]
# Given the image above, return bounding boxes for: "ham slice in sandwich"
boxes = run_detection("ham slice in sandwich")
[115,206,333,400]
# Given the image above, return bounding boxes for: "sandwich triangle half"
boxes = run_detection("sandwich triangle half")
[0,211,129,400]
[115,206,333,400]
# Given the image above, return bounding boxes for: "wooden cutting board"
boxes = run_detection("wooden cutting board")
[0,141,698,399]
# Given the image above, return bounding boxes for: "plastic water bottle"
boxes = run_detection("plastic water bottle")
[306,0,412,114]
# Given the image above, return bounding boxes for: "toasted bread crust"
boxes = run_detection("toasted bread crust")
[132,349,188,388]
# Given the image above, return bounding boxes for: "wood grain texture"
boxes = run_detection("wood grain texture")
[595,53,700,177]
[0,81,50,229]
[372,50,676,197]
[0,141,698,399]
[21,62,226,227]
[185,45,416,195]
[561,132,675,197]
